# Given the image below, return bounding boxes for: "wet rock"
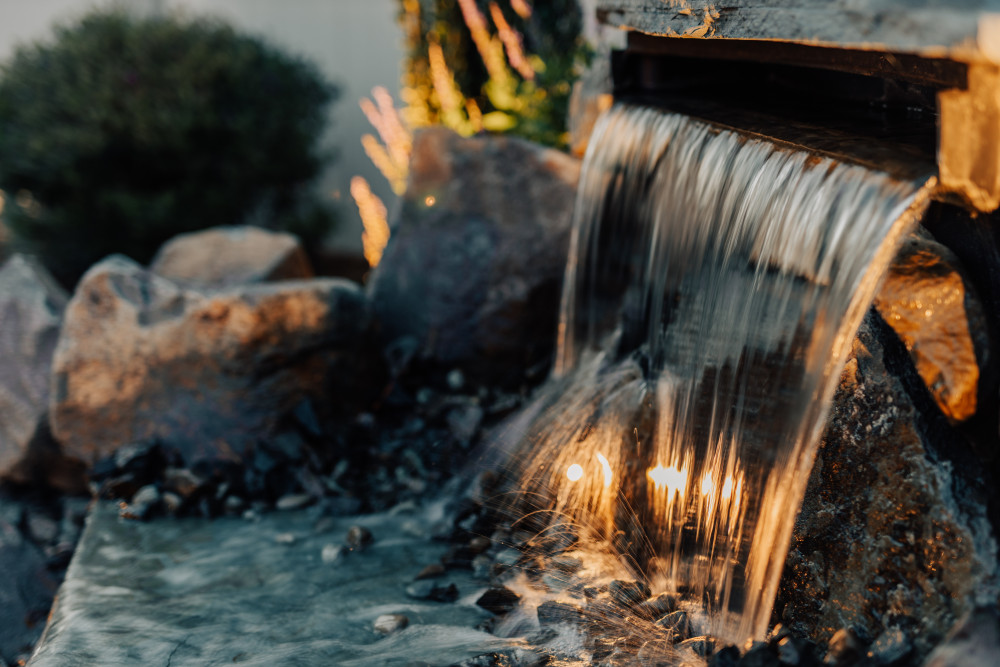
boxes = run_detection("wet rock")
[776,311,998,661]
[608,579,651,608]
[50,255,370,466]
[475,586,520,615]
[150,225,313,290]
[448,405,485,444]
[924,605,1000,667]
[373,613,409,635]
[655,610,693,640]
[369,127,580,387]
[25,511,59,545]
[345,525,374,550]
[536,600,582,626]
[493,548,522,569]
[874,230,989,423]
[405,579,459,602]
[775,636,819,666]
[0,255,75,489]
[637,591,677,619]
[739,643,780,667]
[163,467,204,499]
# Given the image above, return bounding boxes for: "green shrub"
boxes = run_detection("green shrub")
[0,10,338,285]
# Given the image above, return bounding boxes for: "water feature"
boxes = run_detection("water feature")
[495,103,937,646]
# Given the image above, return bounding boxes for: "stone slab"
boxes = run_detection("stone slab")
[30,503,506,666]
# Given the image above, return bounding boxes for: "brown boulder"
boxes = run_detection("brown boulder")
[368,127,580,387]
[0,255,69,485]
[149,225,313,290]
[50,255,368,466]
[776,310,998,660]
[874,230,989,423]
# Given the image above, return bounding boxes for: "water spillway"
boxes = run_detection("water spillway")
[500,103,936,645]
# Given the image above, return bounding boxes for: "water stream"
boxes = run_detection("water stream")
[498,104,935,645]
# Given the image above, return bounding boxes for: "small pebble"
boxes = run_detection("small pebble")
[415,563,446,580]
[468,536,491,554]
[405,580,459,602]
[446,369,465,391]
[26,512,59,544]
[276,494,313,511]
[346,525,374,550]
[274,532,296,545]
[373,613,409,635]
[223,495,244,515]
[321,544,344,563]
[120,485,161,520]
[162,492,184,514]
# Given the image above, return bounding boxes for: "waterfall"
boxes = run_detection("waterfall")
[498,104,936,645]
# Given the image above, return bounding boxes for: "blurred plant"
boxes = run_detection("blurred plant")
[0,9,338,285]
[396,0,589,148]
[352,0,588,269]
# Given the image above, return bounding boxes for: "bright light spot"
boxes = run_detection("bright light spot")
[721,475,735,499]
[566,463,584,482]
[648,464,687,497]
[424,195,437,207]
[701,472,714,496]
[595,452,613,488]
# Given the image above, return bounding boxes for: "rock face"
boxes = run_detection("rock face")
[149,225,313,290]
[776,310,998,660]
[0,255,68,484]
[369,127,580,387]
[50,255,369,466]
[874,230,989,423]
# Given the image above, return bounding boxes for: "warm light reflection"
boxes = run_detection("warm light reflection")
[595,452,613,488]
[648,464,688,498]
[424,195,437,207]
[701,471,714,496]
[721,475,735,499]
[566,463,584,482]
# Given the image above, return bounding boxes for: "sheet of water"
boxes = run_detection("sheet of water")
[504,104,934,643]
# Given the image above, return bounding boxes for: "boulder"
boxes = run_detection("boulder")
[775,310,998,661]
[0,255,68,485]
[50,255,369,466]
[874,230,989,423]
[924,606,1000,667]
[368,127,580,388]
[149,225,313,290]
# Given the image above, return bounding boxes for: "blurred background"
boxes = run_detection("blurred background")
[0,0,592,286]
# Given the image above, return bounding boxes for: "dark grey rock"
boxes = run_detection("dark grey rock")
[536,600,581,626]
[120,485,161,520]
[867,627,912,665]
[678,636,715,658]
[608,579,651,608]
[369,127,580,387]
[448,405,484,443]
[709,645,742,667]
[150,225,313,290]
[0,255,77,491]
[637,592,677,619]
[50,255,371,467]
[824,628,865,666]
[0,503,56,664]
[776,311,998,661]
[475,587,520,615]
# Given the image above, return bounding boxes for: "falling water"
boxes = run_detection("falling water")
[499,104,935,646]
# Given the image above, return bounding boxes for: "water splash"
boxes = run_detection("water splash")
[500,104,935,644]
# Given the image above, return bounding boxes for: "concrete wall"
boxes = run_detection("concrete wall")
[0,0,403,252]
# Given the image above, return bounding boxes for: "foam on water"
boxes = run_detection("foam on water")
[501,104,935,644]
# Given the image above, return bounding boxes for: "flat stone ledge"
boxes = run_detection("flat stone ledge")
[30,503,504,666]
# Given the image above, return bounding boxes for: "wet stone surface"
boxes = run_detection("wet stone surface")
[30,502,506,666]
